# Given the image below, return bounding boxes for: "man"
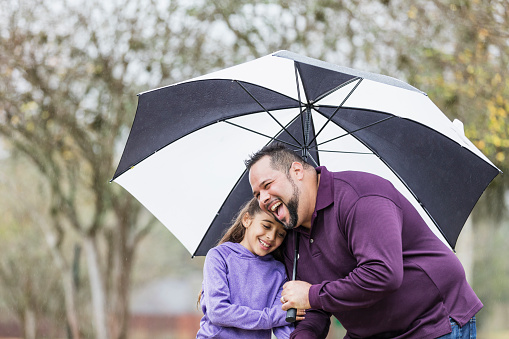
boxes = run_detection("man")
[246,143,481,339]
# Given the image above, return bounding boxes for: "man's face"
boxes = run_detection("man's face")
[249,156,300,230]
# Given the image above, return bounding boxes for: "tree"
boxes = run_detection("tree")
[1,0,507,336]
[0,0,222,337]
[0,157,67,339]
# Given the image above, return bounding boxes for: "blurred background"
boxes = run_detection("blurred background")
[0,0,508,338]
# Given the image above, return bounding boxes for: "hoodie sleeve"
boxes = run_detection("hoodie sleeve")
[202,248,288,330]
[272,280,295,339]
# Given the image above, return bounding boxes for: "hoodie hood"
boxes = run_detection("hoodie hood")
[221,241,274,261]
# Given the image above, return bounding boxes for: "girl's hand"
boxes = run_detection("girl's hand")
[296,309,306,321]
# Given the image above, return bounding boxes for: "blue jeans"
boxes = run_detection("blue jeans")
[436,317,476,339]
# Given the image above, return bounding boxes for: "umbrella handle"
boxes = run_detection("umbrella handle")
[286,233,300,323]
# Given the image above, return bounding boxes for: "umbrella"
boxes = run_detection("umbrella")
[111,50,500,259]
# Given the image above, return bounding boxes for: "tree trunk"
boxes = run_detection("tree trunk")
[109,220,135,339]
[62,272,81,339]
[84,236,109,339]
[40,223,81,339]
[23,308,36,339]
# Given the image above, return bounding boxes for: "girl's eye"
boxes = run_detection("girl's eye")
[263,225,270,230]
[278,232,286,238]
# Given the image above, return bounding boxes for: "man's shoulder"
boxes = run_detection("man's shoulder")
[331,170,397,198]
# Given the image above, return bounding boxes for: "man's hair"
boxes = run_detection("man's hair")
[245,143,313,174]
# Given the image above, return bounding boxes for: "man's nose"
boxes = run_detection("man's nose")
[260,190,270,204]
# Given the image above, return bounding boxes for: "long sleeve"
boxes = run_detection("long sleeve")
[272,282,295,339]
[289,309,330,339]
[308,196,404,313]
[202,248,288,330]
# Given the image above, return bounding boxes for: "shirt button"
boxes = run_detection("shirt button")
[310,238,314,244]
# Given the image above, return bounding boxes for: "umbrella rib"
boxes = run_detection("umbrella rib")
[294,64,309,149]
[294,63,305,107]
[313,76,363,104]
[308,78,363,147]
[223,120,301,149]
[310,148,373,155]
[305,151,320,167]
[234,80,303,147]
[316,115,395,147]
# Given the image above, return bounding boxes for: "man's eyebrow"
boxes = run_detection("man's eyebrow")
[252,179,270,196]
[259,179,271,187]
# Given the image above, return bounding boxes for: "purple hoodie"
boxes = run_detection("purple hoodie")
[197,242,294,339]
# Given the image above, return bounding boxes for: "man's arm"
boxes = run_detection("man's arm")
[283,196,404,319]
[310,196,405,313]
[289,309,331,339]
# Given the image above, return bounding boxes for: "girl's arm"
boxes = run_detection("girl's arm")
[203,249,288,330]
[272,283,295,339]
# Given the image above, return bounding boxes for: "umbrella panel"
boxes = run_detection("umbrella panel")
[113,80,300,180]
[194,112,320,255]
[115,108,308,255]
[319,106,500,248]
[113,51,499,256]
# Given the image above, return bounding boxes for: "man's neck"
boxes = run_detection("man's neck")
[299,171,320,229]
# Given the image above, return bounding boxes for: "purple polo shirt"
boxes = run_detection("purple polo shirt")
[283,167,482,339]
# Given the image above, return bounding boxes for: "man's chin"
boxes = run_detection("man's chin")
[274,217,296,230]
[273,216,290,229]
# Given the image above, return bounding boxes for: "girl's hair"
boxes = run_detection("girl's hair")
[216,198,261,245]
[197,198,286,308]
[218,197,285,261]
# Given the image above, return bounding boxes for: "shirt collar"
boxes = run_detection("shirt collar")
[294,166,334,235]
[315,166,334,211]
[292,166,335,236]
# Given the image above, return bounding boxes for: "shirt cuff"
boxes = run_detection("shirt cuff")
[308,284,322,310]
[290,328,321,339]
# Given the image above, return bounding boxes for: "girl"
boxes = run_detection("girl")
[196,198,303,339]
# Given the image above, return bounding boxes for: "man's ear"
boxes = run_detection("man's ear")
[290,161,305,180]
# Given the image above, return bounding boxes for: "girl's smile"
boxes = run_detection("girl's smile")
[240,212,286,257]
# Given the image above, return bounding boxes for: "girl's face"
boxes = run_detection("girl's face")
[240,211,287,257]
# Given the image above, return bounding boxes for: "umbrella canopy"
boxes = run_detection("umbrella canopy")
[111,50,500,257]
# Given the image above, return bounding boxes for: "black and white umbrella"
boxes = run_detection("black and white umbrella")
[111,50,500,257]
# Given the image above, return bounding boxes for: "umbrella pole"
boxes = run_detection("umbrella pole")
[285,106,308,322]
[286,233,300,322]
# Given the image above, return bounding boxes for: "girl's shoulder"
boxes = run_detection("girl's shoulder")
[208,242,244,258]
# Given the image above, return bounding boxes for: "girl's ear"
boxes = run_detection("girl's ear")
[242,213,252,228]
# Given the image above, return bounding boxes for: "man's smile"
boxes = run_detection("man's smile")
[267,200,285,221]
[269,201,282,212]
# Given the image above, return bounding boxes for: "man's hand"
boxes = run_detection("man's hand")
[281,280,312,311]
